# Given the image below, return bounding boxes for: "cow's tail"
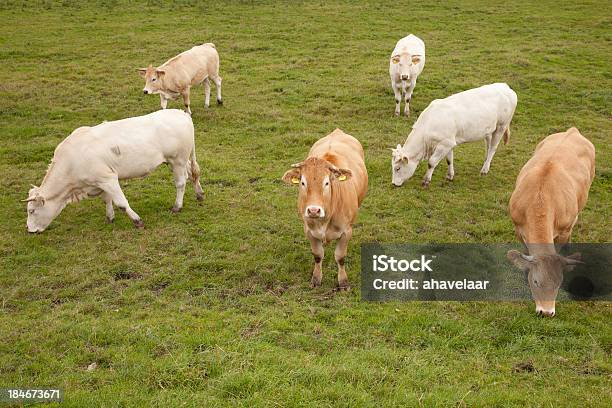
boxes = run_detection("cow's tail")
[187,147,201,182]
[503,127,510,145]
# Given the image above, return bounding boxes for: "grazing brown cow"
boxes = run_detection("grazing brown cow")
[507,127,595,316]
[282,129,368,290]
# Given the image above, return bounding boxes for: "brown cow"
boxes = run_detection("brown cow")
[138,43,222,115]
[282,129,368,290]
[507,127,595,316]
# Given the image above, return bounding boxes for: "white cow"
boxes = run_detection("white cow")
[389,34,425,116]
[391,83,517,187]
[24,109,203,232]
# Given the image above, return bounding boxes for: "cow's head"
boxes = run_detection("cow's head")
[391,53,422,82]
[23,186,65,233]
[507,250,583,317]
[391,144,419,186]
[282,157,352,219]
[138,64,165,95]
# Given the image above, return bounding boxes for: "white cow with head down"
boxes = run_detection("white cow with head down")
[25,109,203,232]
[391,83,517,187]
[389,34,425,116]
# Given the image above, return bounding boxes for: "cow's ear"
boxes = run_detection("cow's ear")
[507,250,534,271]
[411,55,421,64]
[137,68,147,77]
[156,69,166,77]
[333,168,352,182]
[391,55,400,64]
[282,168,301,185]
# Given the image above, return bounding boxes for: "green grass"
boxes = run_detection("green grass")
[0,0,610,406]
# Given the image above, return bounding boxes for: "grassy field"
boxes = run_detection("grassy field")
[0,0,610,406]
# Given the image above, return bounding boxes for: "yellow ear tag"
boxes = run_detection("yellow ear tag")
[291,177,300,184]
[338,175,347,181]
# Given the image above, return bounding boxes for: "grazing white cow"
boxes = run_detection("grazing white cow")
[391,83,517,187]
[507,127,595,317]
[139,43,222,115]
[24,110,203,232]
[389,34,425,116]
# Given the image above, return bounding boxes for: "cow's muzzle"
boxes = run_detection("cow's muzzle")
[401,75,409,81]
[536,308,555,317]
[143,90,149,95]
[305,205,325,218]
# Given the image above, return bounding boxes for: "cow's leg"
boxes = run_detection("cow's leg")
[170,163,188,213]
[211,75,222,105]
[189,157,204,201]
[160,94,168,109]
[101,179,143,229]
[181,88,192,115]
[484,135,491,160]
[404,78,416,116]
[335,227,352,290]
[556,216,577,247]
[203,78,211,108]
[481,127,505,175]
[445,149,455,181]
[102,192,115,223]
[423,142,454,187]
[392,81,401,116]
[308,233,324,288]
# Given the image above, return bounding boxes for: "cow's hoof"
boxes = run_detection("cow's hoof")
[336,283,351,292]
[196,193,204,201]
[394,111,400,117]
[421,180,430,188]
[480,171,488,176]
[217,98,223,105]
[106,216,114,224]
[133,219,144,229]
[310,276,322,288]
[404,111,410,117]
[204,104,210,109]
[170,206,182,213]
[445,175,454,181]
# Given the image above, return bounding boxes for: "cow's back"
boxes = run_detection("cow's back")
[57,110,194,180]
[393,34,425,56]
[161,44,219,88]
[417,83,516,143]
[510,128,595,240]
[309,129,368,205]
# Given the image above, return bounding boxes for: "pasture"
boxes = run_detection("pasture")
[0,0,610,406]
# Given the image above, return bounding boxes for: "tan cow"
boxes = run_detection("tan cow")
[507,127,595,316]
[282,129,368,290]
[138,43,222,115]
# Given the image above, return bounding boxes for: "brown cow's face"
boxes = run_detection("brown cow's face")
[282,157,352,220]
[138,65,165,95]
[507,250,582,317]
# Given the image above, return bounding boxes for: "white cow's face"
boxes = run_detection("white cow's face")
[391,145,418,186]
[507,250,583,317]
[391,53,422,82]
[25,187,64,233]
[138,65,165,95]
